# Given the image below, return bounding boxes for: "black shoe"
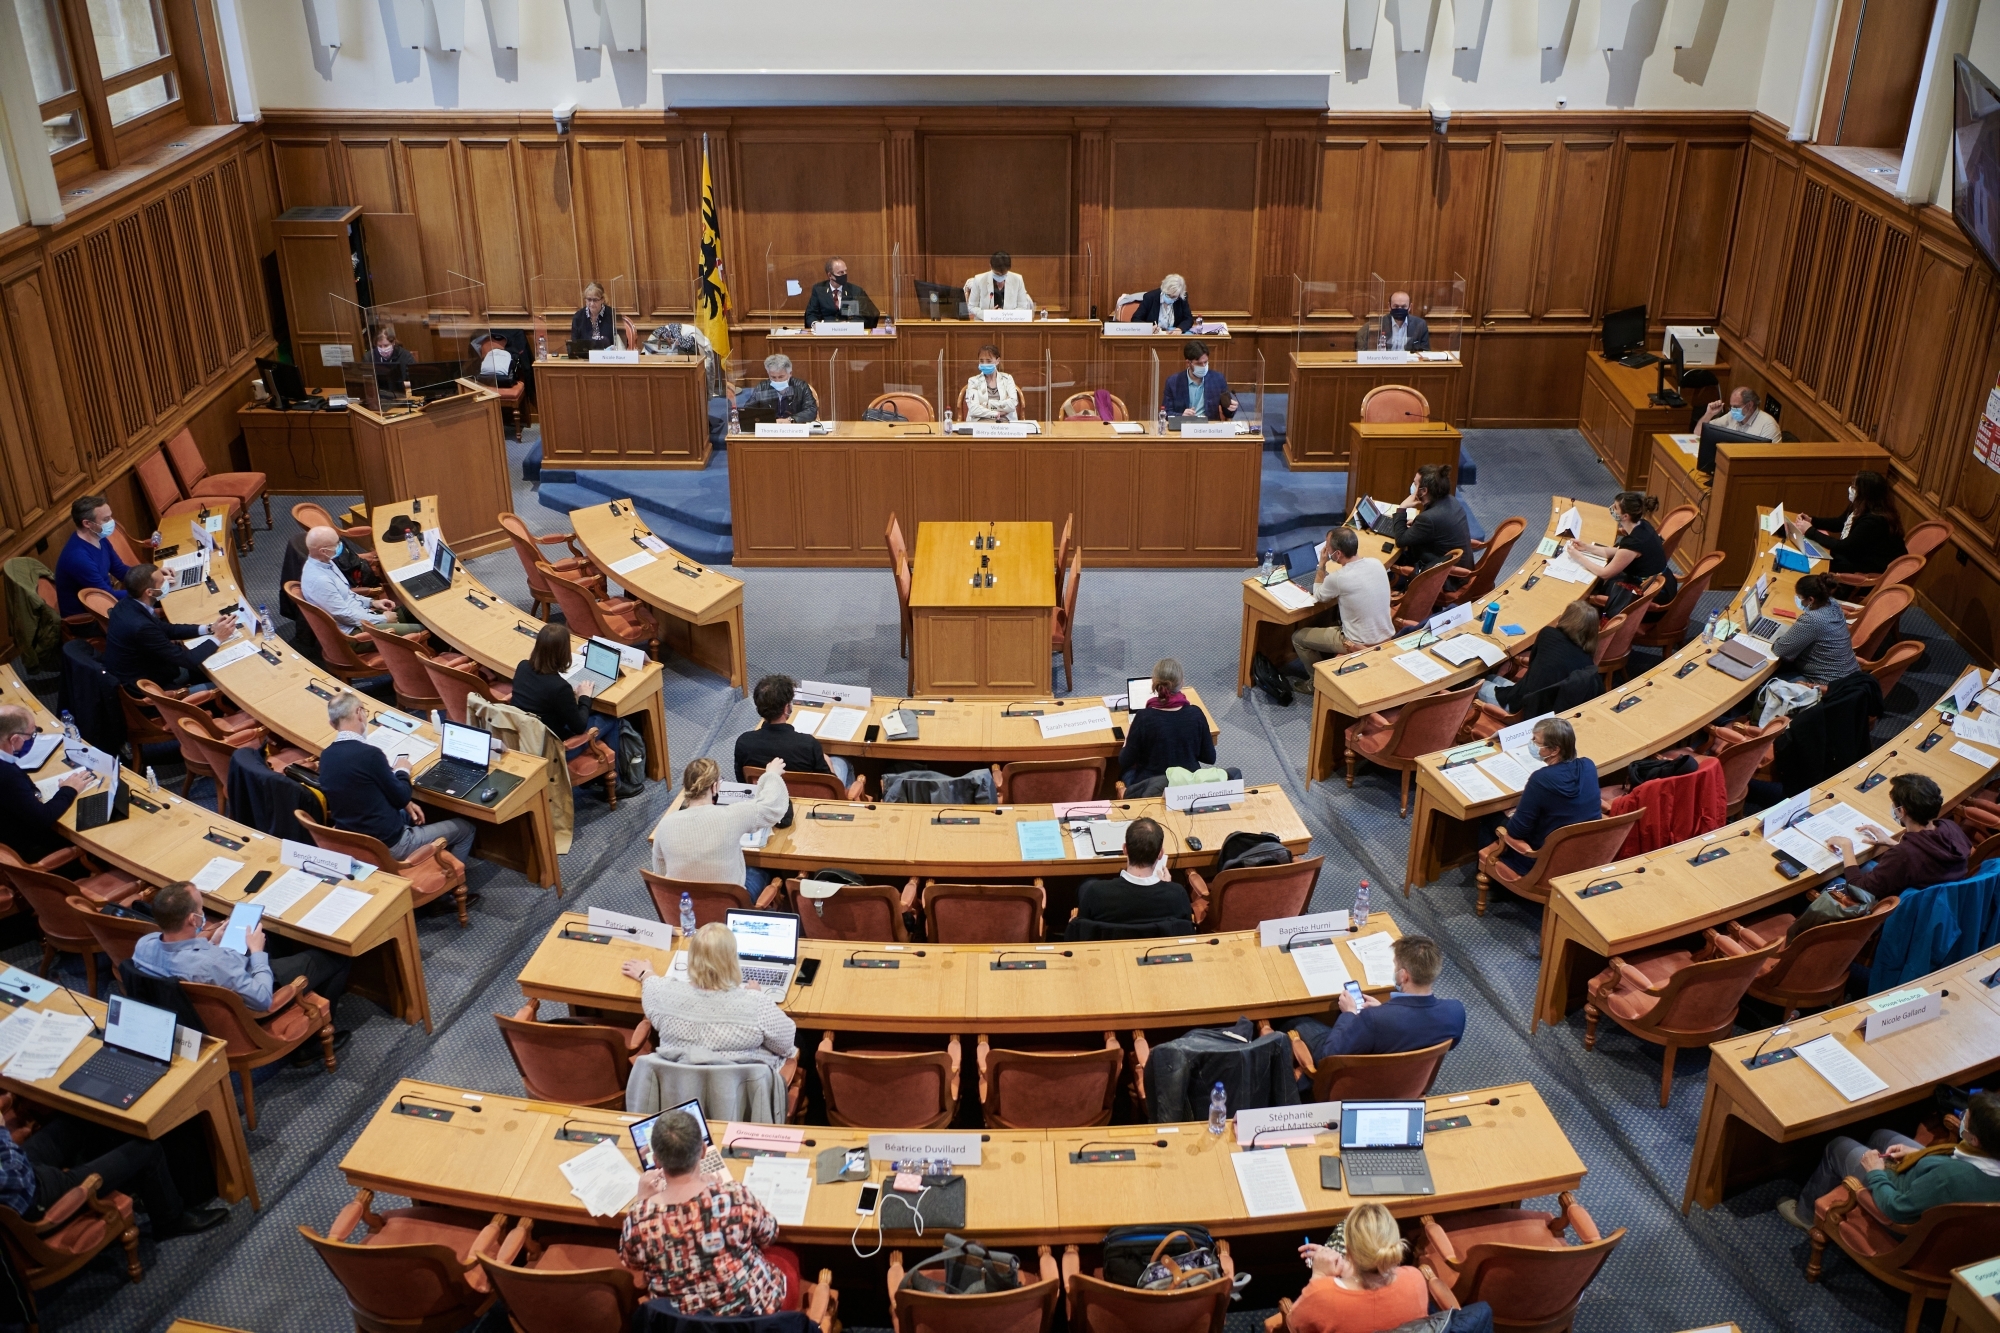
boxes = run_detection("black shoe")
[615,779,645,800]
[291,1029,354,1065]
[157,1205,231,1238]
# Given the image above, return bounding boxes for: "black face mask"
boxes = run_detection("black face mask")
[1390,306,1409,319]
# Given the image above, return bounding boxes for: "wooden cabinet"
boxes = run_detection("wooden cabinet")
[1576,351,1726,491]
[348,389,512,558]
[535,357,710,469]
[272,205,365,393]
[1286,353,1465,468]
[908,522,1056,696]
[1647,434,1711,575]
[238,405,360,493]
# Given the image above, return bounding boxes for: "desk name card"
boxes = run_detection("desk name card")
[587,349,640,364]
[811,322,866,335]
[1101,322,1155,335]
[866,1133,982,1164]
[754,423,811,437]
[1236,1101,1342,1146]
[1355,350,1413,364]
[979,308,1034,323]
[1259,910,1352,949]
[971,421,1037,437]
[1863,988,1943,1043]
[1178,421,1237,438]
[1163,778,1245,811]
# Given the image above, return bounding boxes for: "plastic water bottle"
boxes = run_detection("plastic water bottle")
[679,891,697,938]
[1354,877,1372,928]
[258,604,274,641]
[430,710,442,729]
[1158,406,1170,436]
[728,400,742,435]
[941,408,953,434]
[405,527,422,564]
[1702,610,1719,645]
[1207,1083,1228,1136]
[1482,600,1501,634]
[59,711,80,745]
[145,765,159,795]
[1258,550,1273,581]
[148,529,163,552]
[536,331,548,361]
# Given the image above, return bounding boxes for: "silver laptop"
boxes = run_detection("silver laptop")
[725,909,801,992]
[630,1097,729,1176]
[568,639,622,694]
[1340,1100,1435,1196]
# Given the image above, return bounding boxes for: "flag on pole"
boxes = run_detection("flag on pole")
[696,135,731,365]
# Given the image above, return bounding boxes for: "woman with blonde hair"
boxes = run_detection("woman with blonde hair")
[648,755,788,889]
[621,922,799,1081]
[1291,1202,1427,1332]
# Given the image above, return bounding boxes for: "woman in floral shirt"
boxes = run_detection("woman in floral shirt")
[619,1109,799,1314]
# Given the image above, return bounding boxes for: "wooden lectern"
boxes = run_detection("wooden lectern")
[348,386,512,558]
[908,522,1056,696]
[1347,422,1463,505]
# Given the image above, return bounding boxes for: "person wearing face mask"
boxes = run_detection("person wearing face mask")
[1067,818,1195,940]
[1768,574,1859,687]
[570,282,618,349]
[1789,468,1908,578]
[300,526,423,636]
[737,353,819,426]
[0,705,93,864]
[1824,773,1970,896]
[963,345,1020,422]
[802,257,877,329]
[1283,936,1464,1090]
[1563,490,1677,616]
[369,324,416,368]
[963,250,1033,313]
[1479,717,1599,877]
[53,494,129,619]
[1132,273,1195,333]
[1376,290,1430,352]
[102,563,236,690]
[1161,339,1239,421]
[1698,386,1779,441]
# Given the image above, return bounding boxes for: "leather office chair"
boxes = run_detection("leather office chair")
[817,1032,962,1128]
[1848,584,1913,660]
[1635,550,1724,650]
[1359,384,1429,422]
[1390,553,1462,629]
[1653,504,1699,564]
[164,427,269,548]
[1808,1180,2000,1333]
[496,1001,653,1108]
[540,561,657,657]
[1584,929,1782,1104]
[1292,1036,1454,1105]
[867,391,934,421]
[0,1176,141,1327]
[363,627,460,714]
[1593,575,1664,686]
[992,757,1104,804]
[1719,893,1899,1021]
[788,878,917,942]
[301,1189,517,1333]
[1185,855,1322,932]
[1052,548,1082,692]
[501,512,604,620]
[1418,1192,1625,1333]
[295,808,473,927]
[1475,809,1642,918]
[560,725,621,807]
[477,1218,645,1333]
[1061,1244,1234,1333]
[288,582,391,683]
[0,860,147,996]
[1345,682,1480,817]
[182,975,336,1129]
[420,655,513,724]
[744,762,865,802]
[641,871,783,927]
[976,1032,1125,1128]
[921,881,1045,943]
[888,1246,1062,1333]
[1440,516,1525,609]
[133,449,242,551]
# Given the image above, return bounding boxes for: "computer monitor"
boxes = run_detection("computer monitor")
[735,395,780,430]
[1601,304,1647,361]
[256,356,312,408]
[567,336,614,358]
[913,279,968,320]
[405,362,465,403]
[1696,418,1770,474]
[341,363,381,414]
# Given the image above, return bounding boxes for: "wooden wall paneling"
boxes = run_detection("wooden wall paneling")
[1467,330,1593,425]
[730,134,891,317]
[922,135,1073,311]
[463,140,529,316]
[1770,176,1827,374]
[1600,136,1679,316]
[43,244,117,466]
[362,213,428,308]
[269,137,339,211]
[81,228,148,446]
[1538,137,1614,318]
[634,139,693,317]
[1077,123,1107,319]
[519,139,580,304]
[1843,218,1911,437]
[1816,0,1937,150]
[1661,138,1745,321]
[909,446,969,525]
[576,138,641,309]
[243,142,279,258]
[0,265,83,531]
[1483,137,1553,322]
[1134,453,1193,551]
[1106,135,1261,318]
[1367,138,1437,293]
[1720,139,1798,355]
[216,158,271,345]
[1256,126,1316,320]
[798,446,861,554]
[398,140,468,307]
[1304,138,1370,318]
[147,193,202,395]
[1433,136,1494,313]
[197,165,256,355]
[339,139,402,214]
[116,211,175,423]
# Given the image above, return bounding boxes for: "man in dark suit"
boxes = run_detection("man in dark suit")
[0,705,91,863]
[569,282,618,348]
[1377,290,1430,351]
[1390,463,1474,574]
[1160,339,1238,421]
[1066,818,1195,940]
[1131,274,1194,332]
[802,258,876,329]
[316,691,475,864]
[737,354,819,424]
[1284,934,1465,1092]
[733,674,863,798]
[102,564,237,690]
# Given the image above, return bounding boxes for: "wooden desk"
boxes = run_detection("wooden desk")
[1576,352,1728,491]
[1535,705,1998,1030]
[370,498,672,780]
[343,1079,1576,1246]
[1304,498,1620,784]
[909,521,1055,696]
[1682,943,2000,1212]
[567,499,747,693]
[0,982,255,1209]
[0,667,435,1032]
[1945,1265,2000,1333]
[1285,352,1465,468]
[533,355,711,469]
[1401,518,1811,890]
[347,390,512,558]
[727,421,1262,568]
[1238,579,1325,696]
[1346,423,1463,507]
[236,403,361,494]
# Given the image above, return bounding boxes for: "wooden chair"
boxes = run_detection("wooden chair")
[818,1031,962,1128]
[68,897,155,986]
[0,1176,141,1328]
[76,586,117,637]
[745,762,864,802]
[1654,504,1699,563]
[172,716,272,816]
[0,860,148,996]
[1055,512,1074,593]
[1594,574,1664,685]
[1702,717,1787,818]
[976,1032,1125,1128]
[1292,1035,1454,1104]
[1062,1242,1234,1333]
[1635,550,1724,650]
[476,1218,645,1333]
[295,808,472,927]
[182,975,335,1129]
[496,1001,653,1109]
[1052,547,1082,692]
[1475,809,1643,917]
[1584,929,1783,1104]
[38,572,98,646]
[363,627,455,714]
[1345,682,1480,817]
[1900,517,1953,562]
[133,448,241,549]
[891,540,915,663]
[288,582,391,683]
[1185,855,1323,932]
[921,881,1045,943]
[1848,583,1913,660]
[1061,390,1129,421]
[1418,1191,1626,1333]
[1359,384,1429,422]
[420,655,513,724]
[641,871,783,928]
[1441,516,1525,608]
[500,512,604,619]
[116,681,180,758]
[1808,1182,2000,1333]
[0,844,144,912]
[788,878,916,942]
[300,1189,516,1333]
[868,391,934,421]
[138,675,256,738]
[1390,553,1463,629]
[164,426,269,546]
[563,725,621,808]
[540,561,656,658]
[889,1243,1061,1333]
[993,757,1104,804]
[1832,550,1928,602]
[1858,638,1925,701]
[1719,893,1899,1021]
[885,510,911,570]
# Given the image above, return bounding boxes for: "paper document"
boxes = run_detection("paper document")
[1291,942,1353,996]
[1793,802,1879,849]
[0,967,56,1004]
[1542,555,1596,585]
[1111,422,1146,434]
[1441,764,1504,804]
[1670,433,1700,455]
[1229,1146,1308,1217]
[1477,752,1532,793]
[740,1156,812,1225]
[255,868,322,919]
[609,551,656,576]
[0,1010,42,1068]
[1761,791,1812,838]
[1767,827,1839,872]
[559,1139,641,1218]
[1433,636,1506,668]
[5,1012,93,1082]
[741,826,773,851]
[1951,741,1999,770]
[387,560,433,584]
[1760,505,1786,534]
[366,729,437,767]
[788,710,825,738]
[204,640,260,671]
[1348,932,1398,987]
[1035,706,1112,739]
[1556,506,1583,538]
[297,887,372,936]
[1795,1033,1888,1101]
[1016,820,1065,860]
[1392,650,1450,684]
[1265,580,1315,611]
[817,707,867,743]
[1954,715,2000,747]
[191,857,245,893]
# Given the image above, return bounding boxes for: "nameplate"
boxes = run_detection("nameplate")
[1102,322,1155,336]
[1164,778,1245,811]
[811,322,866,335]
[1178,421,1237,438]
[1259,910,1351,949]
[281,839,352,879]
[1427,602,1475,634]
[795,680,874,708]
[1237,1101,1342,1147]
[755,423,811,437]
[866,1132,982,1165]
[1863,988,1944,1043]
[1356,350,1413,364]
[586,907,678,952]
[1495,712,1555,754]
[980,308,1033,323]
[587,349,640,364]
[971,421,1037,437]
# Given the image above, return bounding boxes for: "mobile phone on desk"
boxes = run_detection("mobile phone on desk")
[855,1183,881,1215]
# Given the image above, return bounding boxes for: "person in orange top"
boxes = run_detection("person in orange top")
[1290,1203,1430,1333]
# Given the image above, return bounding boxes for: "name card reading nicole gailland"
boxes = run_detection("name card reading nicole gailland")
[866,1133,982,1165]
[1863,987,1944,1043]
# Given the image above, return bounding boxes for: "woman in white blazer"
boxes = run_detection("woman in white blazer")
[963,345,1021,421]
[964,250,1034,311]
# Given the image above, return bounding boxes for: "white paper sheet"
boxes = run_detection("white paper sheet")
[204,640,260,671]
[1036,706,1113,739]
[1954,715,2000,747]
[1291,943,1353,996]
[1433,636,1507,668]
[1670,433,1700,455]
[296,887,372,936]
[1793,802,1880,849]
[387,560,433,584]
[1760,505,1786,534]
[1111,422,1146,434]
[1265,580,1316,611]
[559,1138,641,1217]
[0,1010,43,1068]
[788,710,826,737]
[817,707,867,743]
[191,857,245,892]
[1555,506,1582,538]
[1795,1033,1889,1101]
[5,1012,93,1082]
[1760,790,1813,838]
[1442,764,1505,804]
[256,868,323,919]
[1229,1145,1308,1216]
[1542,555,1597,584]
[1348,933,1398,988]
[740,1155,813,1225]
[609,550,657,576]
[1477,752,1532,793]
[1767,827,1840,872]
[366,729,437,767]
[1392,650,1450,684]
[1951,741,1999,770]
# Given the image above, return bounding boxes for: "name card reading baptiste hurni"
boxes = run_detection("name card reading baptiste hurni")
[1260,911,1352,949]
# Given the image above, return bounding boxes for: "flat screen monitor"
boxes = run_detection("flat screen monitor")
[405,362,464,402]
[1697,419,1770,474]
[735,395,779,430]
[913,279,968,320]
[341,363,381,413]
[1953,56,2000,276]
[257,356,309,406]
[1601,304,1647,360]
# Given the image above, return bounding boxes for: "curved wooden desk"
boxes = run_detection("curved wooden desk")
[370,497,671,780]
[567,498,748,693]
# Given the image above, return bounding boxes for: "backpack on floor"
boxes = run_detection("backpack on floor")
[1252,652,1294,706]
[898,1234,1022,1296]
[1101,1225,1222,1289]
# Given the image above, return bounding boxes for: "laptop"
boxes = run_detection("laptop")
[568,337,614,358]
[398,541,457,601]
[630,1097,730,1177]
[1123,676,1156,711]
[412,721,525,805]
[60,994,177,1110]
[723,909,802,992]
[1741,588,1784,642]
[566,639,623,695]
[1352,496,1400,536]
[1339,1100,1435,1196]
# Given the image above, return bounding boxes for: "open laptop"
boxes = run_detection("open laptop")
[1339,1100,1435,1196]
[630,1097,729,1176]
[1741,587,1784,641]
[398,541,457,600]
[412,721,524,805]
[566,639,623,695]
[1123,676,1156,711]
[723,910,802,992]
[60,995,176,1110]
[1352,496,1400,536]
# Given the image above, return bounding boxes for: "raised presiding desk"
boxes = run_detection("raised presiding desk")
[728,420,1262,567]
[347,387,513,558]
[371,498,672,779]
[532,355,711,469]
[1285,352,1465,466]
[909,521,1055,696]
[1576,349,1728,491]
[344,1078,1581,1244]
[568,499,748,692]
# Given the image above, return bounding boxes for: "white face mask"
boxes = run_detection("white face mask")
[1848,487,1857,503]
[769,377,789,389]
[97,518,114,536]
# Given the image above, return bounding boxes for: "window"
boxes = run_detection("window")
[11,0,210,177]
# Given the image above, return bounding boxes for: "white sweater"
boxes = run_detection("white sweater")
[640,975,797,1071]
[648,767,789,886]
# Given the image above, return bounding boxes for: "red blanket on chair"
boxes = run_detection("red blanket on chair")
[1608,755,1727,856]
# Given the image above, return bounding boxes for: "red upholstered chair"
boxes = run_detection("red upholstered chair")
[1808,1178,2000,1333]
[133,448,241,549]
[562,725,621,809]
[1654,504,1699,563]
[1719,893,1899,1021]
[1475,809,1644,917]
[641,871,782,927]
[541,561,656,657]
[1600,755,1727,856]
[1418,1191,1626,1333]
[0,844,143,912]
[818,1032,962,1128]
[1833,551,1925,604]
[301,1189,519,1333]
[501,513,604,619]
[744,762,864,802]
[138,675,256,738]
[1593,575,1664,686]
[1390,553,1462,629]
[921,880,1045,943]
[164,426,269,548]
[1291,1035,1453,1104]
[1859,639,1925,702]
[0,860,147,996]
[1060,391,1130,421]
[171,716,282,817]
[889,1244,1062,1333]
[363,627,457,714]
[787,878,917,942]
[993,757,1105,804]
[1584,929,1783,1104]
[293,502,380,575]
[1345,682,1480,817]
[976,1032,1125,1128]
[1848,584,1914,660]
[181,976,335,1129]
[1441,516,1526,609]
[288,582,391,684]
[294,808,472,927]
[1052,548,1082,692]
[1185,855,1322,932]
[0,1174,141,1325]
[37,572,97,647]
[497,1001,653,1108]
[1062,1243,1234,1333]
[68,896,156,984]
[477,1218,644,1333]
[1359,384,1429,422]
[420,655,514,724]
[75,587,117,638]
[1636,550,1724,648]
[1703,717,1787,818]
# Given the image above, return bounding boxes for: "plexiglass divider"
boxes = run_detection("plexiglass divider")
[1363,274,1467,357]
[333,277,490,414]
[758,251,899,326]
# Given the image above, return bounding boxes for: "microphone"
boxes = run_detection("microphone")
[1578,866,1644,897]
[931,807,989,825]
[1852,749,1900,792]
[992,949,1072,958]
[394,1093,480,1119]
[49,981,105,1039]
[1282,932,1340,953]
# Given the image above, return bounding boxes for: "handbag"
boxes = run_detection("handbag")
[1133,1229,1224,1290]
[1101,1224,1216,1287]
[863,403,908,423]
[898,1232,1019,1295]
[1782,881,1876,940]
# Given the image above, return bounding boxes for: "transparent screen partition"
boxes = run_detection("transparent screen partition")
[758,248,902,327]
[911,247,1094,321]
[1361,275,1467,357]
[334,277,490,414]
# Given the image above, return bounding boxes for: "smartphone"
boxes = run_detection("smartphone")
[796,956,822,987]
[244,870,272,895]
[855,1182,881,1215]
[220,902,264,954]
[1319,1157,1343,1191]
[1342,980,1365,1006]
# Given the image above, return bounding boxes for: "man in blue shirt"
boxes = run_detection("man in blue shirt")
[0,1106,228,1238]
[133,880,352,1024]
[316,691,476,865]
[1286,934,1466,1091]
[52,494,128,619]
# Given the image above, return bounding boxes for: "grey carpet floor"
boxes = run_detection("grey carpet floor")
[13,426,1969,1333]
